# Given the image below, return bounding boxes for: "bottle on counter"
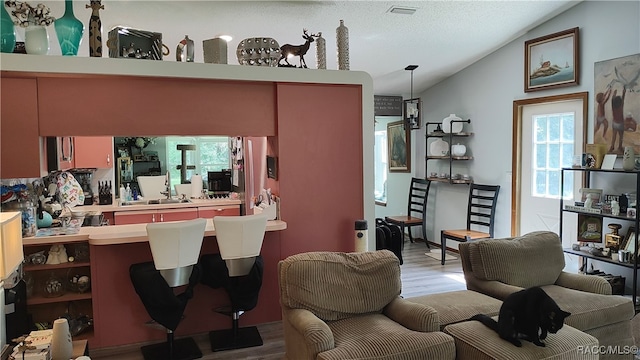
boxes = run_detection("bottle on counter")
[119,184,126,202]
[125,183,132,201]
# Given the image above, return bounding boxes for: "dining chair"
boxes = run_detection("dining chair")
[385,177,431,248]
[440,183,500,265]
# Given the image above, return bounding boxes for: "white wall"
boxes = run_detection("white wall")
[414,0,639,241]
[413,0,639,291]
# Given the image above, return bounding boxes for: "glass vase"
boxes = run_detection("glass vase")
[24,25,49,55]
[54,0,84,56]
[0,3,16,53]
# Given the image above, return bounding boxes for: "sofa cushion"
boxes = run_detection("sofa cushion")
[278,250,401,321]
[540,285,634,331]
[406,290,501,329]
[468,231,564,288]
[318,314,455,360]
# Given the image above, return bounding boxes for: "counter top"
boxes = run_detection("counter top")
[74,198,241,213]
[23,219,287,246]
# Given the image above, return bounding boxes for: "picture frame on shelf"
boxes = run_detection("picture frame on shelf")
[577,214,602,243]
[524,27,579,92]
[579,188,603,204]
[387,120,410,172]
[622,227,637,254]
[601,154,617,170]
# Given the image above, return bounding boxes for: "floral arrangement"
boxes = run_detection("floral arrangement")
[123,137,156,149]
[4,0,55,27]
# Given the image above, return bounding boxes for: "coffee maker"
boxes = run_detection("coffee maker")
[72,171,94,205]
[207,170,232,198]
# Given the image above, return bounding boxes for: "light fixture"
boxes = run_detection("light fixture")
[0,212,24,353]
[404,65,421,130]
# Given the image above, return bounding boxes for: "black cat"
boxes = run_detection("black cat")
[470,287,571,347]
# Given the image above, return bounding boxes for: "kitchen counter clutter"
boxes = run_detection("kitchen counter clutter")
[23,218,286,246]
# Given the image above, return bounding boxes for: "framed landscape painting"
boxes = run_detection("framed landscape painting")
[592,53,640,155]
[387,120,410,172]
[524,27,579,92]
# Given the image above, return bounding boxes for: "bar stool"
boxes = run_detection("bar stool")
[200,214,268,352]
[130,218,207,360]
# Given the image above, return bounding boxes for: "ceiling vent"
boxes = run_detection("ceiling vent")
[387,6,417,15]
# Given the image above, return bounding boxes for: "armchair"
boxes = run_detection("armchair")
[459,231,634,357]
[278,250,455,360]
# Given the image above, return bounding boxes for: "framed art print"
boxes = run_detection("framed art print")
[524,27,579,92]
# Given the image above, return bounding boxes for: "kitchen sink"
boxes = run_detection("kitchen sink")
[121,199,192,206]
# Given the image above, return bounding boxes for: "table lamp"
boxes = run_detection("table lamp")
[0,212,25,353]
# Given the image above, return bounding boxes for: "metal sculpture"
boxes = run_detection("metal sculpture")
[278,29,318,68]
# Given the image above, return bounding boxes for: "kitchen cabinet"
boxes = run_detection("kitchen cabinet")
[23,240,94,341]
[560,167,640,310]
[198,205,241,218]
[425,120,473,184]
[113,208,198,225]
[74,137,113,169]
[0,78,42,178]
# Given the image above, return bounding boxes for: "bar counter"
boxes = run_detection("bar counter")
[22,218,287,350]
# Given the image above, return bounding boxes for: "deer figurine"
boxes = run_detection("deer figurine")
[86,0,104,57]
[279,29,318,68]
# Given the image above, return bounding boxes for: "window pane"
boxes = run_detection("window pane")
[535,144,547,168]
[374,130,387,204]
[531,112,574,200]
[535,170,546,196]
[548,144,560,169]
[548,170,560,197]
[535,116,547,142]
[548,116,560,141]
[561,143,574,168]
[561,114,575,141]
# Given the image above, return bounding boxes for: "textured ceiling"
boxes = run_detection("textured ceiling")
[33,0,581,96]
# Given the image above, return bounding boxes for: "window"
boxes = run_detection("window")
[166,136,230,190]
[374,129,388,205]
[532,112,574,199]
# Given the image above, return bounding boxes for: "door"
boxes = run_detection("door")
[513,93,587,247]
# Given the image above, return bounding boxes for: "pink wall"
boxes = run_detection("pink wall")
[276,83,364,257]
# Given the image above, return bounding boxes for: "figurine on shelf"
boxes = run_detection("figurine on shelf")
[86,0,103,57]
[584,193,594,209]
[278,29,319,68]
[45,244,69,265]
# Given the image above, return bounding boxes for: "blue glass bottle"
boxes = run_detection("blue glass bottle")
[54,0,84,56]
[1,3,16,53]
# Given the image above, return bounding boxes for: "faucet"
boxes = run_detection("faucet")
[160,171,171,199]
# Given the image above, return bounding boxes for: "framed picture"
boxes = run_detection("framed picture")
[524,27,579,92]
[579,188,603,204]
[387,120,410,172]
[593,53,640,155]
[143,150,159,161]
[622,227,637,253]
[577,214,602,243]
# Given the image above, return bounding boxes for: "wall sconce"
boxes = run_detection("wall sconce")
[404,65,421,130]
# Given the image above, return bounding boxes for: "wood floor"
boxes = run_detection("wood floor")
[91,241,465,360]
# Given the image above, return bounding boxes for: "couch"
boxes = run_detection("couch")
[459,231,635,358]
[278,250,455,360]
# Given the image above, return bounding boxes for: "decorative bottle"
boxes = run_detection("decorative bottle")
[85,0,104,57]
[1,3,16,53]
[623,146,635,171]
[336,20,349,70]
[54,0,84,56]
[315,32,326,69]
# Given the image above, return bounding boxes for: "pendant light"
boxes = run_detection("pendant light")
[404,65,420,130]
